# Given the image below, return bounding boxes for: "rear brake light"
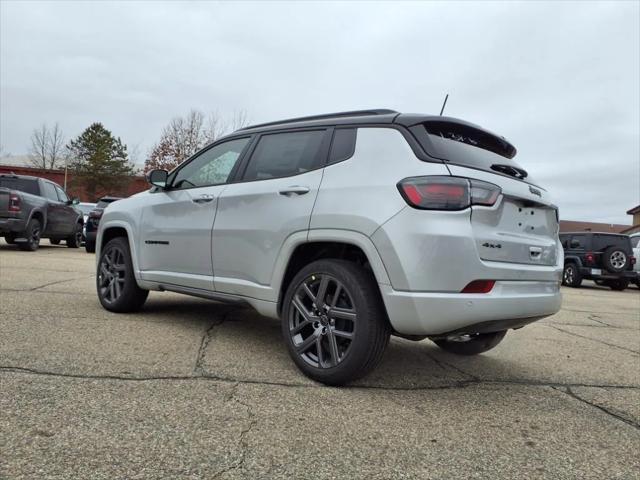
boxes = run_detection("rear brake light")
[461,280,495,294]
[585,252,595,264]
[632,256,636,266]
[8,194,21,212]
[397,176,501,210]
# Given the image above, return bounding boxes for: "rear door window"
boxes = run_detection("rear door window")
[328,128,357,164]
[0,177,39,196]
[242,130,326,181]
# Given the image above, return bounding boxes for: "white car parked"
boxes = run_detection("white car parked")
[95,110,563,385]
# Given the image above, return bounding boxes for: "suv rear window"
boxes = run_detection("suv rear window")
[417,121,534,183]
[0,177,39,196]
[592,234,632,252]
[242,130,326,181]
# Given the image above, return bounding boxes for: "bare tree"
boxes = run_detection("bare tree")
[47,123,65,170]
[145,109,250,173]
[28,123,65,170]
[29,124,49,169]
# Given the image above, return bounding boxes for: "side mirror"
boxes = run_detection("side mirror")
[147,169,169,189]
[67,198,79,205]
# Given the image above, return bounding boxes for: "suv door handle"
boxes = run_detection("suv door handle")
[279,186,310,196]
[192,194,215,203]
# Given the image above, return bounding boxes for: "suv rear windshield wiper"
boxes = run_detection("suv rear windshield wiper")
[491,163,528,179]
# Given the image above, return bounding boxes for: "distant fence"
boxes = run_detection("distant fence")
[0,165,148,202]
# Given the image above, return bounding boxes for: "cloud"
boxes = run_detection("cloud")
[1,0,638,223]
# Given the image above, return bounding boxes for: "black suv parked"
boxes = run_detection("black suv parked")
[560,232,637,291]
[84,196,121,253]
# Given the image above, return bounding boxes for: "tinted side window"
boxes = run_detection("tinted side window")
[243,130,326,181]
[172,137,250,189]
[55,186,69,203]
[42,182,59,201]
[329,128,357,164]
[570,235,586,249]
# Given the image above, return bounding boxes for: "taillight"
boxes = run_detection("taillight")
[397,176,501,210]
[8,194,21,212]
[632,256,636,266]
[585,252,595,264]
[461,280,495,294]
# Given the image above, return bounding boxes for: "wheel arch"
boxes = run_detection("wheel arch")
[275,230,391,316]
[98,221,140,277]
[563,255,582,267]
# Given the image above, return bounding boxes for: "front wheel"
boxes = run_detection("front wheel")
[281,259,390,386]
[433,330,507,356]
[562,263,582,287]
[97,237,148,312]
[85,239,96,253]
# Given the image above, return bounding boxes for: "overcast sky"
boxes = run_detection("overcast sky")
[1,1,638,223]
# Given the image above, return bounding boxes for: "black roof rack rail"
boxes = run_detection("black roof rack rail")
[239,109,398,131]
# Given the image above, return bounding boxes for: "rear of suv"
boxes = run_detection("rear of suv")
[95,109,562,385]
[560,232,636,290]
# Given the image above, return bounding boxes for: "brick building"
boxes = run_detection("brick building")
[0,156,148,202]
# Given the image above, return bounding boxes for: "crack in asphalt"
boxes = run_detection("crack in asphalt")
[547,325,640,356]
[212,382,258,479]
[193,314,229,376]
[552,386,640,430]
[2,365,638,392]
[2,275,95,292]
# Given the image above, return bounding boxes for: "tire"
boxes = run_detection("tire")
[4,235,16,244]
[433,330,507,356]
[66,223,83,248]
[562,263,582,287]
[50,238,61,245]
[602,246,629,273]
[606,279,629,291]
[97,237,148,312]
[18,218,41,251]
[85,239,96,253]
[281,259,391,386]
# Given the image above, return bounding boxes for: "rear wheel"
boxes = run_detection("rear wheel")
[433,330,507,355]
[606,279,629,291]
[281,259,390,386]
[18,218,41,251]
[97,237,148,312]
[66,223,83,248]
[562,263,582,287]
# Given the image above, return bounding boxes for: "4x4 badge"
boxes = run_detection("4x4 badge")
[529,186,542,197]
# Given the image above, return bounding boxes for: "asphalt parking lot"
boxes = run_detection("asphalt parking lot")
[0,240,638,480]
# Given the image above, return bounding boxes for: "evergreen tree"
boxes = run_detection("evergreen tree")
[67,123,135,199]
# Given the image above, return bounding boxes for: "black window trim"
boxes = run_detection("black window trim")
[164,135,255,191]
[233,127,333,184]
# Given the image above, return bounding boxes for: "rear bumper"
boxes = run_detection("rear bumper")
[380,280,562,336]
[0,218,26,234]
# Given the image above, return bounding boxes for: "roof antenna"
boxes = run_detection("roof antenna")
[439,93,449,116]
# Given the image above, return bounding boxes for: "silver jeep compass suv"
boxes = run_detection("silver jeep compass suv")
[96,109,562,385]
